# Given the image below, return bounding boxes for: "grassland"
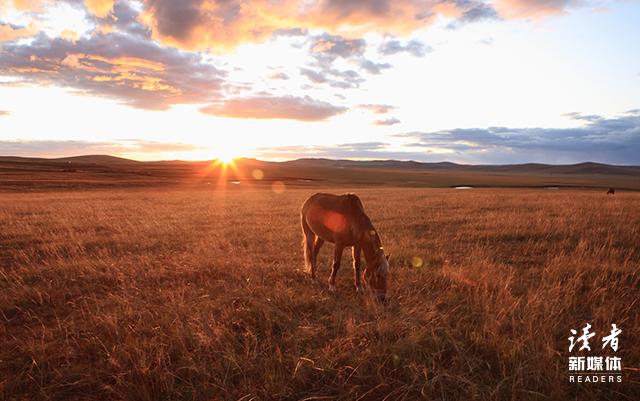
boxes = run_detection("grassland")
[1,186,639,400]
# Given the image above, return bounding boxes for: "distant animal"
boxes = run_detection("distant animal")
[300,193,389,303]
[607,188,615,195]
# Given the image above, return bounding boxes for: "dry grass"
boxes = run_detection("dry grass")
[1,187,638,400]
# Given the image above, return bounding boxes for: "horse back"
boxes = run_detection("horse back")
[301,193,370,244]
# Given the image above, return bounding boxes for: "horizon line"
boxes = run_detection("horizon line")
[1,154,640,168]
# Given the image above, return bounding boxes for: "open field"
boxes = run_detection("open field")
[1,186,639,400]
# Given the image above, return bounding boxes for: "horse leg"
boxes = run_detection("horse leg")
[328,243,344,292]
[352,245,363,293]
[313,237,324,265]
[313,237,324,273]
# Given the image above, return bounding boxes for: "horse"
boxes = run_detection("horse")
[300,193,389,302]
[607,188,615,195]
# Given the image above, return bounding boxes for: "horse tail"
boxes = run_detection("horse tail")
[301,213,314,271]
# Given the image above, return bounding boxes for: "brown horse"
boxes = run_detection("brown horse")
[607,188,615,195]
[300,193,389,302]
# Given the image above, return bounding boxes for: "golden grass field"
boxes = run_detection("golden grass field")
[1,186,638,400]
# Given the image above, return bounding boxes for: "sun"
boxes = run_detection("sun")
[218,154,235,164]
[211,147,242,165]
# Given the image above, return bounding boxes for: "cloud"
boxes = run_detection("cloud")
[562,112,602,122]
[0,21,38,41]
[255,141,397,159]
[457,1,500,22]
[397,111,640,164]
[255,111,640,164]
[446,1,500,28]
[84,0,115,18]
[269,71,289,80]
[495,0,579,19]
[0,32,226,110]
[310,33,367,61]
[379,39,431,57]
[359,104,395,114]
[360,59,392,74]
[199,94,347,121]
[0,139,204,157]
[301,33,391,88]
[374,118,400,126]
[91,1,153,38]
[0,110,9,116]
[300,67,364,89]
[1,1,590,53]
[302,33,368,88]
[138,0,500,50]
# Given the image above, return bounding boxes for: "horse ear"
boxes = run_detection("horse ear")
[385,253,391,261]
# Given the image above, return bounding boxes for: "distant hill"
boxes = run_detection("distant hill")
[282,158,640,176]
[52,155,141,165]
[0,154,638,191]
[0,154,139,166]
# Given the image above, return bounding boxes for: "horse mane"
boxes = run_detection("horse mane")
[344,193,370,228]
[344,193,382,252]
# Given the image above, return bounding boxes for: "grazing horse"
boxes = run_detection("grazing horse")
[607,188,615,195]
[300,193,389,302]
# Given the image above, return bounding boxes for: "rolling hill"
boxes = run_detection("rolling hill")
[0,155,638,191]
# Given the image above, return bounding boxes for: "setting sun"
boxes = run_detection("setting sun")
[217,154,236,164]
[210,146,243,165]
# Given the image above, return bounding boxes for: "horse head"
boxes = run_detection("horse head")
[366,250,390,303]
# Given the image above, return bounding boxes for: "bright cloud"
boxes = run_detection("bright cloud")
[200,95,347,121]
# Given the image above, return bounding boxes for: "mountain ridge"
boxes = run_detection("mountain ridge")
[2,154,639,171]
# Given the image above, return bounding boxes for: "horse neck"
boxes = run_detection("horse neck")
[360,229,382,267]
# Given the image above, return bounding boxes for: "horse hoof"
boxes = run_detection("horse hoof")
[355,286,363,293]
[328,284,336,292]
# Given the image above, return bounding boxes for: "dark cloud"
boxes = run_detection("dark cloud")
[300,68,327,84]
[562,112,603,122]
[310,33,367,62]
[199,94,347,121]
[137,0,495,50]
[447,0,499,28]
[360,59,392,74]
[95,1,152,38]
[397,111,640,164]
[0,139,204,157]
[302,33,392,88]
[144,0,204,43]
[374,118,400,126]
[379,39,431,57]
[302,33,369,88]
[3,1,587,53]
[300,67,364,89]
[255,111,640,164]
[0,31,226,110]
[272,28,309,37]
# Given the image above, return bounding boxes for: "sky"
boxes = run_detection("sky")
[0,0,639,165]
